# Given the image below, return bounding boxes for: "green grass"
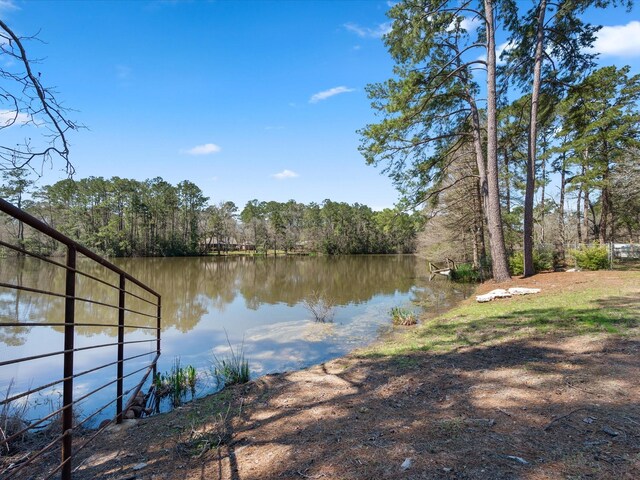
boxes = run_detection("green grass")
[360,272,640,358]
[390,307,418,326]
[212,334,250,387]
[185,389,234,425]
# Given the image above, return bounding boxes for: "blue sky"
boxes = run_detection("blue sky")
[2,0,639,211]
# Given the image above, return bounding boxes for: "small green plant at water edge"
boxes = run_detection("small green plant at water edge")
[212,334,250,387]
[153,357,198,407]
[390,307,418,326]
[185,365,197,391]
[1,379,29,455]
[570,243,610,270]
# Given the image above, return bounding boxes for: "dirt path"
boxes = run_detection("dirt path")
[13,271,640,479]
[70,335,640,480]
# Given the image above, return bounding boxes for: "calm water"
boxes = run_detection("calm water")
[0,255,470,424]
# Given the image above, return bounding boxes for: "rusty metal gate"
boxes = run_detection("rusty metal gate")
[0,198,161,479]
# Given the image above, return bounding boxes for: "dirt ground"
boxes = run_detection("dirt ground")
[9,271,640,479]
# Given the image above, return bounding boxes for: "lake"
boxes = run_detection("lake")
[0,255,470,424]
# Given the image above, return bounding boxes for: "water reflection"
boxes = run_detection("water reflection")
[1,255,468,421]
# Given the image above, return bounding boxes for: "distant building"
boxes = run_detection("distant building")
[200,237,256,253]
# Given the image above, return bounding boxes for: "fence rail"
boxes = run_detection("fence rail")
[0,198,161,480]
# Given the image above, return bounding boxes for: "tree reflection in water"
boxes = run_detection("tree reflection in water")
[1,255,469,419]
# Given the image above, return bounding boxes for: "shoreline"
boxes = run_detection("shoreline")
[8,270,640,479]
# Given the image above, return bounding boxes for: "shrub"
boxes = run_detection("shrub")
[450,263,480,283]
[535,247,554,272]
[390,307,418,326]
[509,252,525,275]
[509,249,554,275]
[302,291,335,322]
[570,243,610,270]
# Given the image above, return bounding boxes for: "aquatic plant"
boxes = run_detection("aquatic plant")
[302,290,335,322]
[185,365,197,393]
[390,307,418,326]
[1,379,29,455]
[153,358,198,407]
[212,334,250,387]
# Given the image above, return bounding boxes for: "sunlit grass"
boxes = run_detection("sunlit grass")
[359,272,640,358]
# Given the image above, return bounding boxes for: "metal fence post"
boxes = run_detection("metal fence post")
[156,296,162,368]
[116,274,126,423]
[61,245,76,480]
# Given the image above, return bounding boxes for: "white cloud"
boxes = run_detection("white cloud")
[460,16,482,32]
[475,40,514,65]
[181,143,221,155]
[0,109,31,127]
[344,22,391,39]
[447,16,482,32]
[272,169,299,180]
[591,21,640,57]
[497,40,515,58]
[0,0,19,12]
[309,86,356,103]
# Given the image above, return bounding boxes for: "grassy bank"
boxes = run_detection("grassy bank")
[363,270,640,357]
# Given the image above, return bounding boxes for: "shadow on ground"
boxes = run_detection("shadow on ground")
[63,326,640,480]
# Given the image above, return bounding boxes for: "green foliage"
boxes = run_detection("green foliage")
[358,0,485,207]
[450,263,480,283]
[5,174,419,258]
[153,357,198,407]
[510,248,554,275]
[212,335,250,387]
[390,307,418,326]
[240,198,421,256]
[570,244,610,271]
[509,252,525,276]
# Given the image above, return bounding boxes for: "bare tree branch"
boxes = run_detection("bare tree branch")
[0,19,82,176]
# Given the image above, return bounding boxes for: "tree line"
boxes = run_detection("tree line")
[360,0,639,280]
[0,174,422,257]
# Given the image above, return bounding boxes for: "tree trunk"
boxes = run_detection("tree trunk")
[484,0,511,282]
[540,141,547,244]
[474,178,487,272]
[523,0,547,277]
[504,149,511,214]
[599,159,611,244]
[584,183,591,242]
[576,186,583,244]
[556,153,566,266]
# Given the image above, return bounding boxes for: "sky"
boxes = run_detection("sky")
[1,0,640,211]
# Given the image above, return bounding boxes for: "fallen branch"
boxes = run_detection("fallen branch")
[544,407,588,431]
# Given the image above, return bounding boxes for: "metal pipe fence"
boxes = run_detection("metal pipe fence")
[0,198,161,480]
